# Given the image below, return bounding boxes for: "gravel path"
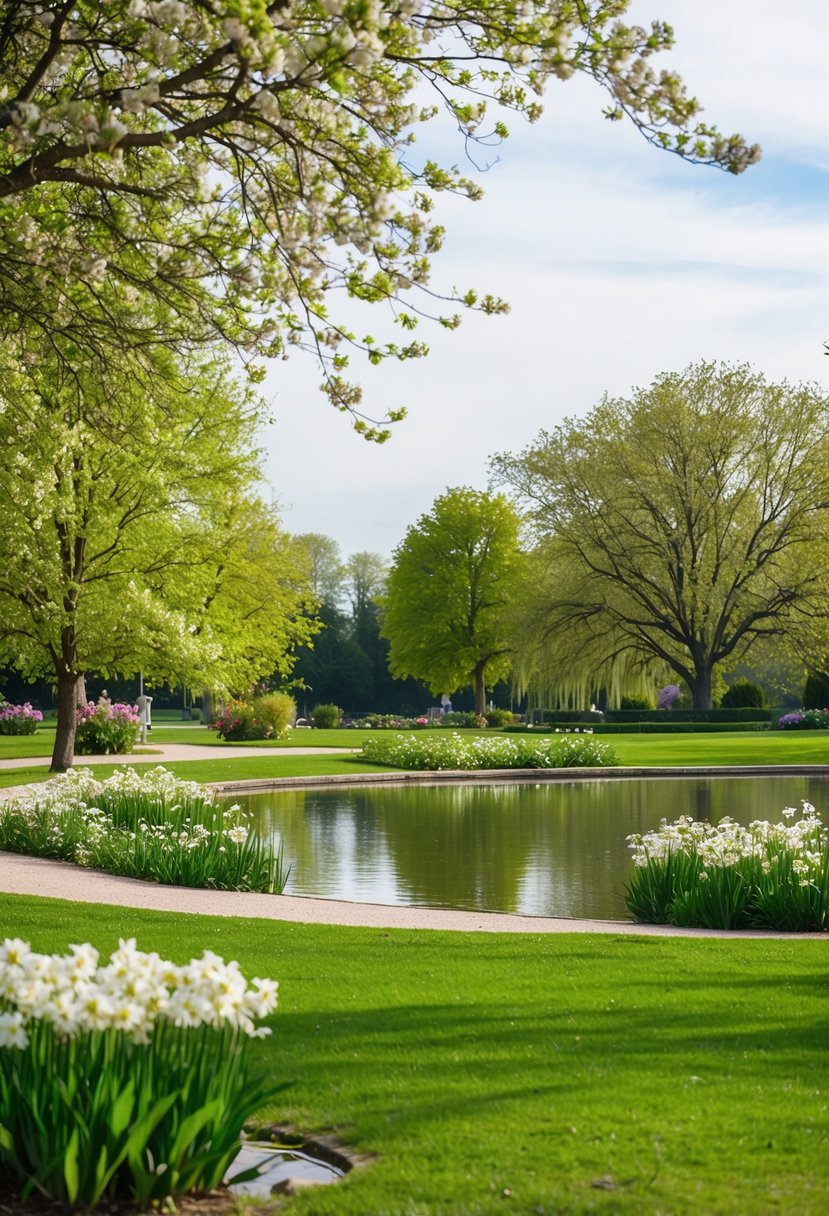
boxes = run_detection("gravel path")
[0,743,357,770]
[1,852,824,938]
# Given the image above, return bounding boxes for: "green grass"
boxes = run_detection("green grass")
[0,754,393,789]
[0,893,826,1215]
[2,730,828,795]
[152,725,362,747]
[5,727,829,768]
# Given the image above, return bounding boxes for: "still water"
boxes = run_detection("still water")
[237,775,829,920]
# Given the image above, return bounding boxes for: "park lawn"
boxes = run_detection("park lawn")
[149,725,365,748]
[158,727,829,765]
[0,754,394,789]
[0,893,826,1216]
[2,731,829,792]
[5,727,829,769]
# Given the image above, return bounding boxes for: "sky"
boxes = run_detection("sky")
[260,0,829,561]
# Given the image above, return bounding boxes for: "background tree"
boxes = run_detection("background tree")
[0,2,758,433]
[382,487,522,715]
[295,534,347,607]
[492,363,829,710]
[0,341,315,769]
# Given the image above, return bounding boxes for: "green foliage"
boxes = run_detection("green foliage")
[212,694,296,741]
[212,700,269,742]
[494,363,829,710]
[509,722,772,734]
[803,670,829,709]
[0,939,280,1207]
[720,680,766,708]
[605,707,772,723]
[383,488,523,715]
[0,768,287,893]
[253,693,296,739]
[359,731,618,770]
[0,338,317,769]
[312,704,344,729]
[626,808,829,931]
[483,708,515,727]
[438,711,486,728]
[619,695,652,710]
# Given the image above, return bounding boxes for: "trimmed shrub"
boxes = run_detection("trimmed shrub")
[619,696,652,710]
[484,708,515,728]
[253,692,295,738]
[803,671,829,710]
[75,699,139,754]
[539,710,604,724]
[506,722,771,735]
[604,707,772,723]
[0,703,43,735]
[311,703,343,729]
[721,680,766,708]
[439,711,486,728]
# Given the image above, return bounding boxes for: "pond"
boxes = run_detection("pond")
[237,775,829,920]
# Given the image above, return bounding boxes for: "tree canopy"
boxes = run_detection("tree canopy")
[492,363,829,710]
[0,1,759,435]
[0,337,316,768]
[382,487,522,714]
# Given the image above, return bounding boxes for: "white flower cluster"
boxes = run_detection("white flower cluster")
[8,764,208,813]
[0,937,278,1051]
[627,803,827,876]
[360,731,616,771]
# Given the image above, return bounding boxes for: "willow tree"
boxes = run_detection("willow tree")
[382,487,522,714]
[492,363,829,710]
[0,343,316,770]
[0,2,758,434]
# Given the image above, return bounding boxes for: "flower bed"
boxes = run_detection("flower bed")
[625,804,829,930]
[0,702,43,736]
[0,937,280,1207]
[359,731,618,770]
[0,766,287,892]
[212,693,295,741]
[76,698,139,754]
[777,709,829,730]
[348,713,432,729]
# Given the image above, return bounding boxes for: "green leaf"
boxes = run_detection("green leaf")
[64,1127,80,1203]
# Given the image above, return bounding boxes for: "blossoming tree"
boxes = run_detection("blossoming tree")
[0,1,759,433]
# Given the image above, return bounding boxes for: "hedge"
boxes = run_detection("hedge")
[604,708,772,723]
[506,723,772,735]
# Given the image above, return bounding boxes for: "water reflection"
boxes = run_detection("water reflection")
[238,776,829,920]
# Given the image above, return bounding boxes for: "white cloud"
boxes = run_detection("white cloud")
[263,0,829,559]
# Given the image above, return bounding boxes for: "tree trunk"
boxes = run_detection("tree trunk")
[691,665,713,711]
[472,663,486,717]
[75,674,87,709]
[52,668,81,772]
[201,687,214,725]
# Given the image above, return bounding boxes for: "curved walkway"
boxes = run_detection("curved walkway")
[0,743,357,771]
[0,852,824,938]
